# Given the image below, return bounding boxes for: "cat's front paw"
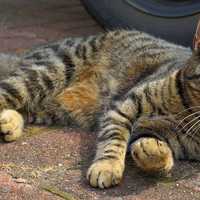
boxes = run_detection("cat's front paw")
[0,109,24,142]
[131,137,173,173]
[87,159,124,189]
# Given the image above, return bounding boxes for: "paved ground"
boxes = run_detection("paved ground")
[0,0,199,200]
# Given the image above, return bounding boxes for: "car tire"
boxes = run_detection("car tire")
[82,0,200,47]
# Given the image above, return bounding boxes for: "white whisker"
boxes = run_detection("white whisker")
[185,119,200,138]
[183,122,200,146]
[189,123,200,137]
[175,110,200,129]
[177,115,200,133]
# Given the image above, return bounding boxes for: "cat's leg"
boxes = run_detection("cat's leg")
[0,65,59,141]
[0,46,77,141]
[87,112,131,188]
[130,116,188,173]
[87,96,139,188]
[0,55,25,141]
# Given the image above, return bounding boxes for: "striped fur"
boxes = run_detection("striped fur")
[0,30,200,188]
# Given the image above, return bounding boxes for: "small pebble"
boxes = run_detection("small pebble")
[14,178,27,183]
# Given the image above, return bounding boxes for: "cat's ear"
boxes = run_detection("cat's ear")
[193,20,200,55]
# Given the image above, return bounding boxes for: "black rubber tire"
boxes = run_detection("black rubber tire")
[82,0,200,47]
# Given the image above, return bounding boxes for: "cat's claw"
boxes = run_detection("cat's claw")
[87,159,124,189]
[0,109,24,142]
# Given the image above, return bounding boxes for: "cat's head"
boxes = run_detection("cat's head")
[180,17,200,108]
[186,20,200,82]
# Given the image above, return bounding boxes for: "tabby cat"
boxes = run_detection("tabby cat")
[0,29,199,189]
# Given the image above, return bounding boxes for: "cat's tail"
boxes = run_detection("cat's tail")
[0,53,21,79]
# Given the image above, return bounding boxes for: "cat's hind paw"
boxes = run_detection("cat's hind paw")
[131,137,173,173]
[87,159,124,189]
[0,109,24,142]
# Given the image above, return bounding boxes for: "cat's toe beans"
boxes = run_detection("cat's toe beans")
[131,137,174,173]
[87,159,123,189]
[0,109,24,142]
